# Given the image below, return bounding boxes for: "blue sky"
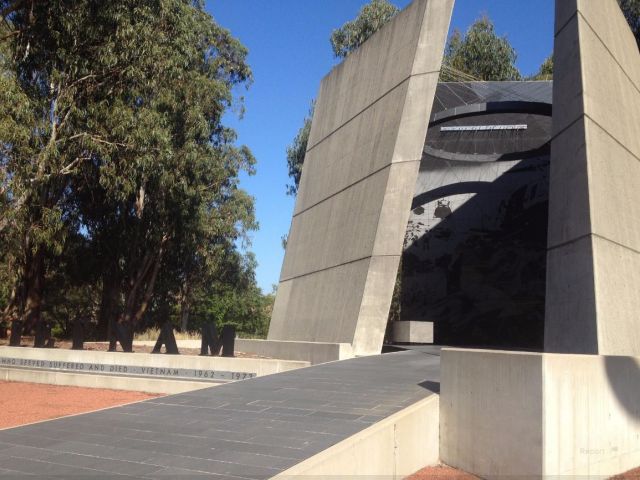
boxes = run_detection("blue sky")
[206,0,555,293]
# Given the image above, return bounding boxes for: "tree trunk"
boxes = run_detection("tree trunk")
[132,238,166,324]
[97,271,119,340]
[121,250,154,324]
[179,280,190,332]
[22,246,45,332]
[1,282,20,325]
[120,235,168,328]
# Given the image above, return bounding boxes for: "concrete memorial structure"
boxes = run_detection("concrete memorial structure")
[545,0,640,356]
[268,0,454,356]
[268,0,640,476]
[1,1,639,478]
[440,0,640,477]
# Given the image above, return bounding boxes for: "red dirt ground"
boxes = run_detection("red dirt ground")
[613,467,640,479]
[407,465,640,479]
[407,465,479,479]
[0,380,161,430]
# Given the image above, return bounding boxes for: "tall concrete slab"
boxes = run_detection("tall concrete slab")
[545,0,640,355]
[268,0,454,355]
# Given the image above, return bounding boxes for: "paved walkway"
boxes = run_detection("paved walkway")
[0,350,440,479]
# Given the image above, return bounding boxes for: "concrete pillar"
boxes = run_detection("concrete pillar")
[545,0,640,355]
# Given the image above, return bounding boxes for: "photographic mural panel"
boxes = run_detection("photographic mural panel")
[400,82,552,349]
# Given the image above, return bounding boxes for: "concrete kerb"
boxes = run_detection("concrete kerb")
[271,394,440,479]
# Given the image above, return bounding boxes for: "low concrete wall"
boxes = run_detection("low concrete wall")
[1,345,309,375]
[0,346,308,393]
[440,348,640,478]
[0,367,211,394]
[132,339,353,365]
[272,395,440,479]
[392,321,434,344]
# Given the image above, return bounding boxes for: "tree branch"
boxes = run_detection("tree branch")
[0,27,22,42]
[66,133,130,148]
[0,190,27,233]
[133,235,169,324]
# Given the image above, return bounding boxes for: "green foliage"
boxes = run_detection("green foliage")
[330,0,399,59]
[177,254,272,338]
[618,0,640,49]
[285,102,314,196]
[530,55,553,81]
[442,16,521,81]
[0,0,270,339]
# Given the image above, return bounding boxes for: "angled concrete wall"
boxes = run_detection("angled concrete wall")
[545,0,640,355]
[268,0,454,355]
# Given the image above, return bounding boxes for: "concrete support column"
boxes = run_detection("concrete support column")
[545,0,640,355]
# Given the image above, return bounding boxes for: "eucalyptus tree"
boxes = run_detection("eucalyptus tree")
[68,1,258,334]
[0,0,256,334]
[441,16,521,81]
[285,101,314,196]
[330,0,399,59]
[286,0,399,197]
[531,55,553,81]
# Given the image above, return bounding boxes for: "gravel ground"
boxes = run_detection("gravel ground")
[0,381,161,430]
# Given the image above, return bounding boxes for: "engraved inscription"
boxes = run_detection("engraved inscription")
[0,356,257,382]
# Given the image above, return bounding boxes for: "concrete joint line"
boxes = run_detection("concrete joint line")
[305,70,441,154]
[551,113,640,165]
[552,9,640,98]
[280,253,401,283]
[292,158,422,219]
[550,110,585,143]
[547,232,593,253]
[554,11,578,39]
[592,232,640,256]
[547,232,640,256]
[577,11,640,96]
[408,0,432,79]
[585,113,640,165]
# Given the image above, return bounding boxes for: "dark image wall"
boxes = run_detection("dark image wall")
[400,82,552,350]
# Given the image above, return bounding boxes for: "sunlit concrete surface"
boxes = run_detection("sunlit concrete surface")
[269,0,454,356]
[440,348,640,478]
[545,0,640,355]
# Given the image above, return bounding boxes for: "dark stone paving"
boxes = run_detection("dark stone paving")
[0,350,440,479]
